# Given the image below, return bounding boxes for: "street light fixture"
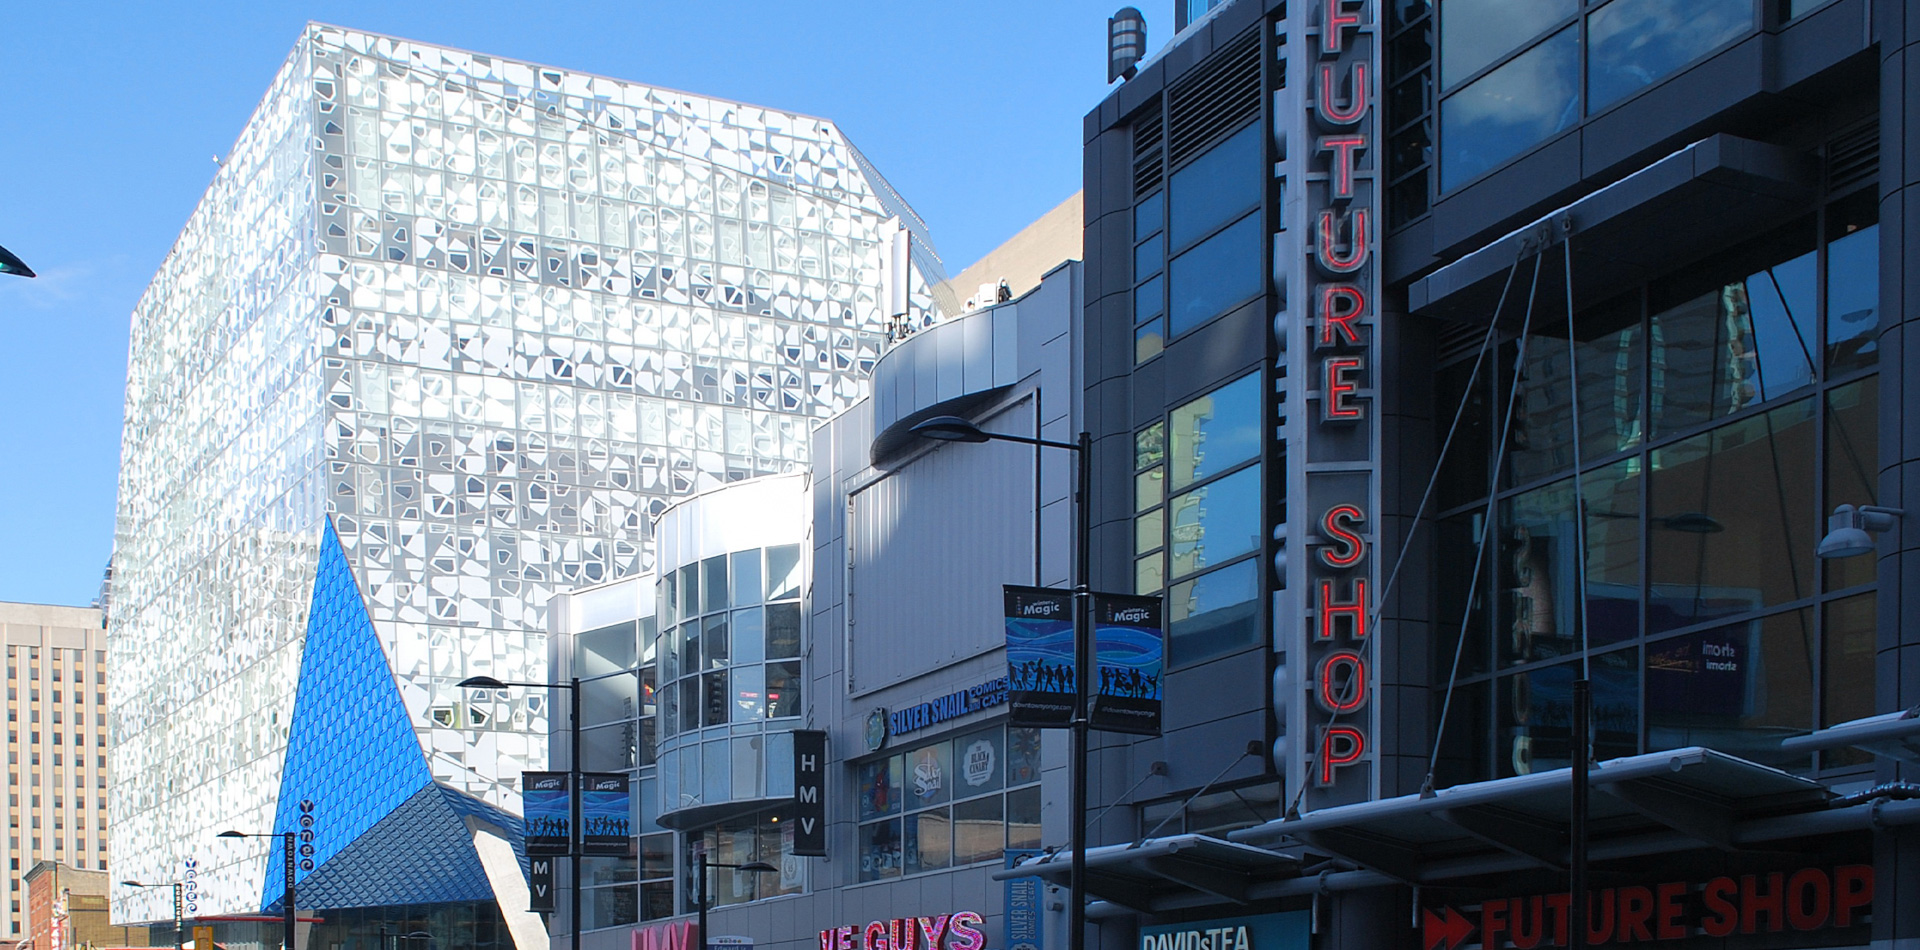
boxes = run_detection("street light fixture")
[218,830,298,950]
[909,414,1093,950]
[694,855,777,950]
[1816,504,1906,559]
[121,880,185,950]
[0,245,33,279]
[456,675,580,950]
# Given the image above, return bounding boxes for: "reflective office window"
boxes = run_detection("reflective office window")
[1826,224,1880,374]
[1169,122,1263,249]
[1169,373,1262,491]
[1167,465,1261,578]
[1499,459,1643,667]
[1439,0,1576,88]
[1509,293,1646,483]
[1135,274,1165,325]
[1136,233,1165,283]
[1649,231,1818,438]
[1439,26,1578,191]
[1136,191,1164,241]
[1167,557,1260,667]
[767,544,803,600]
[730,550,762,608]
[1588,0,1753,111]
[1168,213,1262,336]
[1823,594,1876,767]
[1647,399,1816,633]
[1645,610,1812,769]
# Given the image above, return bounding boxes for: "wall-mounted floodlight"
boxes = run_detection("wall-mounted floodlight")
[1109,7,1147,83]
[1817,504,1906,559]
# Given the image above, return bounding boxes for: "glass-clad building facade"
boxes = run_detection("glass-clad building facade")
[111,23,945,930]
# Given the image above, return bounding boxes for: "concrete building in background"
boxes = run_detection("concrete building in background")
[0,604,109,948]
[110,22,948,945]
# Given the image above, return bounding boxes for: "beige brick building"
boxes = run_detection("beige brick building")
[0,605,111,945]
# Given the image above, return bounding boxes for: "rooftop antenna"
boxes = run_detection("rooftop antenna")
[1108,7,1147,83]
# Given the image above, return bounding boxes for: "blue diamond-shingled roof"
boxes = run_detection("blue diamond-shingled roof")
[264,518,435,911]
[268,783,522,911]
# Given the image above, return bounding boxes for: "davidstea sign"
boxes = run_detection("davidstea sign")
[1140,913,1309,950]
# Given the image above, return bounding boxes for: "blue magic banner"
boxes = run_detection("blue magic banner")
[1090,592,1164,735]
[581,772,632,855]
[1004,586,1076,728]
[522,771,569,856]
[1005,850,1045,950]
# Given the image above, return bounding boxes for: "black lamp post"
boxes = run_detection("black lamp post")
[911,415,1092,950]
[458,675,580,950]
[121,879,184,950]
[695,854,777,950]
[217,830,297,950]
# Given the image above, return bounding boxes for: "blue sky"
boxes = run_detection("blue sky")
[0,1,1169,608]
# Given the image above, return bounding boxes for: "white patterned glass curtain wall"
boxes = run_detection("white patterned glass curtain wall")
[110,24,938,918]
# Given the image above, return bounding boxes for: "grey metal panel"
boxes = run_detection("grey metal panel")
[993,303,1020,386]
[933,319,963,403]
[847,400,1040,693]
[961,303,992,395]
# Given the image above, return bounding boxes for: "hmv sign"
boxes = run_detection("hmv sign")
[792,729,827,856]
[1273,0,1382,808]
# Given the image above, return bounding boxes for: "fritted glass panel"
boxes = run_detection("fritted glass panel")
[1168,213,1263,336]
[1169,374,1262,491]
[1588,0,1753,111]
[1168,123,1263,249]
[1646,610,1812,769]
[1167,558,1260,667]
[1647,399,1815,633]
[1439,27,1578,191]
[1168,465,1261,578]
[1499,460,1643,667]
[1439,0,1576,88]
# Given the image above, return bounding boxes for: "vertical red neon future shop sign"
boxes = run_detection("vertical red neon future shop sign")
[1282,0,1377,798]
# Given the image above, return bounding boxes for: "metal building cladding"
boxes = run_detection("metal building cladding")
[1067,2,1920,950]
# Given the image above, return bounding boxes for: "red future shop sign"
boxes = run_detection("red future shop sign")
[1422,866,1873,950]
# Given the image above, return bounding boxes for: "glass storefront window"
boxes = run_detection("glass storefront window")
[1823,594,1876,767]
[856,726,1041,881]
[1646,610,1813,769]
[1587,0,1753,110]
[1499,460,1642,667]
[1167,213,1262,336]
[1439,0,1575,88]
[1439,26,1578,191]
[1825,376,1879,591]
[1497,650,1638,777]
[1167,557,1260,667]
[1168,123,1262,249]
[1169,374,1261,491]
[1647,399,1815,633]
[1509,294,1645,483]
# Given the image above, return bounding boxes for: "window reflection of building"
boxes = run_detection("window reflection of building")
[1435,195,1880,784]
[854,725,1042,883]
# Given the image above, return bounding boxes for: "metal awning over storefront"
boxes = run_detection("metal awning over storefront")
[1781,710,1920,764]
[994,834,1309,913]
[1408,134,1816,324]
[1230,748,1836,884]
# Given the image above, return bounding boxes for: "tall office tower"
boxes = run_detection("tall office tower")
[0,603,110,946]
[110,23,945,937]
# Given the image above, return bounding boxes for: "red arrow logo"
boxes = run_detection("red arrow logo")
[1422,907,1475,950]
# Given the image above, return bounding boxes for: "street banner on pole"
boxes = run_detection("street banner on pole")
[1004,586,1076,728]
[581,773,632,855]
[522,771,570,855]
[1089,592,1165,735]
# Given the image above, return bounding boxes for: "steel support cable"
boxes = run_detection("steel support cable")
[1563,232,1593,675]
[1422,249,1549,797]
[1278,243,1524,819]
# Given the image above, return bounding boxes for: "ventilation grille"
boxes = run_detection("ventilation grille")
[1826,121,1878,194]
[1435,322,1485,363]
[1167,29,1262,167]
[1134,106,1165,197]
